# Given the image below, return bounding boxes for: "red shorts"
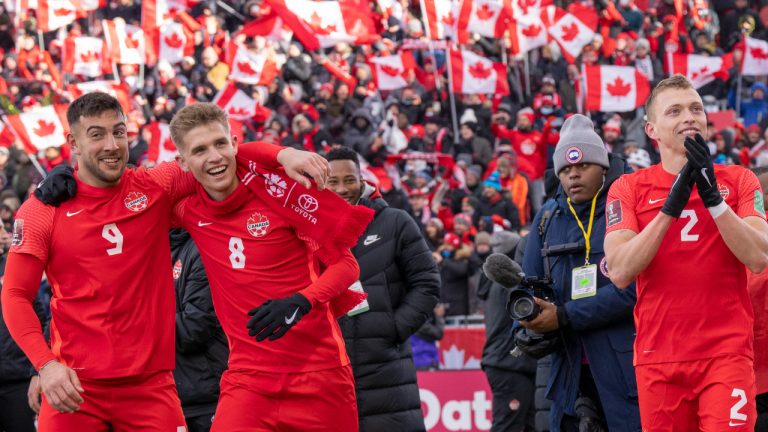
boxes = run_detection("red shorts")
[211,365,358,432]
[636,354,756,432]
[38,370,185,432]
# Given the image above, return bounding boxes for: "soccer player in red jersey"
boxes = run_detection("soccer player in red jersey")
[169,103,364,431]
[604,75,768,431]
[1,93,329,431]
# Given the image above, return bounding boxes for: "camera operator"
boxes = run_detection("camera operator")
[520,115,640,432]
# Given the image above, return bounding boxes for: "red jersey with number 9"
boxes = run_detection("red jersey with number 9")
[606,163,766,365]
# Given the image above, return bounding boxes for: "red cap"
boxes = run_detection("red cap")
[443,233,461,249]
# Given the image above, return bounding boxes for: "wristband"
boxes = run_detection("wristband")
[708,201,729,219]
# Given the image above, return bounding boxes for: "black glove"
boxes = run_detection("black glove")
[660,163,695,218]
[684,133,723,208]
[246,293,312,341]
[34,164,77,207]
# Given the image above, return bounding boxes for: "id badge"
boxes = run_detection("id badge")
[347,280,370,316]
[571,265,597,300]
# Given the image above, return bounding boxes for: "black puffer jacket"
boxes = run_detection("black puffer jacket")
[170,229,228,418]
[338,188,440,432]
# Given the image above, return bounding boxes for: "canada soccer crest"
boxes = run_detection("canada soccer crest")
[124,192,148,212]
[246,212,270,237]
[718,183,729,200]
[264,173,287,198]
[172,260,182,280]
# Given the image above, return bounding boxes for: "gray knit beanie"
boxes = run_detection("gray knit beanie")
[553,114,610,174]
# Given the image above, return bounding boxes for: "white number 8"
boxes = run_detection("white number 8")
[102,223,123,256]
[229,237,245,269]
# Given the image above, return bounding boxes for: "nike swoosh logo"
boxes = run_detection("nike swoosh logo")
[66,209,84,217]
[363,236,381,246]
[648,198,665,204]
[198,221,212,227]
[701,168,713,187]
[284,307,300,325]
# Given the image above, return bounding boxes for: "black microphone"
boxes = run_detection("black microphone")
[482,253,524,288]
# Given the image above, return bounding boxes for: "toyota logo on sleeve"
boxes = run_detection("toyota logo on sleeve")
[298,194,319,213]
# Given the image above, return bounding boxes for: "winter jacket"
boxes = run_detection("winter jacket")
[170,229,228,419]
[522,155,640,432]
[741,82,768,128]
[344,108,376,155]
[338,186,440,432]
[410,315,445,370]
[439,247,481,316]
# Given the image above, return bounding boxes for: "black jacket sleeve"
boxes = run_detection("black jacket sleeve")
[176,252,219,354]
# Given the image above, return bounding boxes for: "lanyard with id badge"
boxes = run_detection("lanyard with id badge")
[566,190,600,300]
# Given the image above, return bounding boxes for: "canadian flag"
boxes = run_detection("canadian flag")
[510,0,552,18]
[584,65,650,113]
[456,0,511,43]
[420,0,458,40]
[509,13,547,54]
[63,36,106,77]
[103,19,149,65]
[38,0,78,32]
[240,11,289,41]
[142,0,189,29]
[213,81,260,121]
[145,121,177,165]
[666,53,733,89]
[68,81,133,113]
[450,49,509,95]
[159,21,194,65]
[541,5,595,63]
[370,52,417,91]
[0,120,16,147]
[265,0,379,50]
[4,105,68,153]
[77,0,106,10]
[742,37,768,77]
[227,42,279,86]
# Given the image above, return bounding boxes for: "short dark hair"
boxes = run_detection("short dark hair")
[67,92,124,128]
[326,147,360,169]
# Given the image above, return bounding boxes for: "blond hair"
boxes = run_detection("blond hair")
[170,103,230,151]
[645,74,695,121]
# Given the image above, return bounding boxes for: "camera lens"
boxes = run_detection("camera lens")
[512,297,535,319]
[506,289,540,321]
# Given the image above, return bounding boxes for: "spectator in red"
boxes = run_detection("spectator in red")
[496,154,531,227]
[475,172,520,232]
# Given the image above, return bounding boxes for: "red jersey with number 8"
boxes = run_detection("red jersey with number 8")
[606,164,766,365]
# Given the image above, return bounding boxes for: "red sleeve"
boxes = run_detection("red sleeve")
[491,123,515,140]
[606,175,640,234]
[10,197,53,262]
[1,253,55,370]
[736,169,767,220]
[236,141,283,170]
[143,162,197,204]
[299,249,359,307]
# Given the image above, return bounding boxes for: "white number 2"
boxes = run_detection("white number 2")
[102,223,123,256]
[229,237,245,269]
[680,209,700,242]
[730,388,748,423]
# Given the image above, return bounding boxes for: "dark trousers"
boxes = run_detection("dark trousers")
[186,413,214,432]
[0,380,36,432]
[484,367,536,432]
[561,365,607,432]
[757,392,768,432]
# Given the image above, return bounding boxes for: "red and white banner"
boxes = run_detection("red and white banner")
[509,12,547,54]
[419,0,457,40]
[37,0,78,32]
[68,81,133,113]
[265,0,379,50]
[158,21,194,65]
[0,120,16,147]
[145,121,177,165]
[142,0,189,29]
[457,0,511,43]
[227,42,279,86]
[584,65,650,113]
[510,0,552,18]
[541,5,595,63]
[103,19,149,65]
[62,36,107,78]
[418,370,492,431]
[4,105,68,153]
[666,52,732,89]
[369,52,416,91]
[213,81,260,120]
[240,11,288,41]
[742,36,768,77]
[450,49,509,96]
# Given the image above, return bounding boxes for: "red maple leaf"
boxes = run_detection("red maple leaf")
[750,47,768,60]
[125,35,141,49]
[228,106,250,116]
[33,119,57,137]
[606,77,632,97]
[309,11,337,36]
[53,8,73,16]
[475,4,494,21]
[560,22,578,42]
[468,62,492,79]
[521,24,542,38]
[164,33,183,49]
[80,51,99,62]
[517,0,537,15]
[441,12,455,26]
[380,64,402,77]
[237,61,257,76]
[690,65,709,81]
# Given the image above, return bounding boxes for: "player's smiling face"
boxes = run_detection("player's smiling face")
[646,87,707,154]
[176,121,238,202]
[69,109,128,188]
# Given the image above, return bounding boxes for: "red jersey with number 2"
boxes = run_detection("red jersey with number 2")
[606,164,766,366]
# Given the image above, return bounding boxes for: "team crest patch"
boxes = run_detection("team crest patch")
[606,199,622,227]
[718,183,730,200]
[247,212,270,237]
[172,260,182,280]
[599,257,610,278]
[264,173,287,198]
[565,146,583,165]
[124,192,148,212]
[756,190,766,216]
[11,219,23,247]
